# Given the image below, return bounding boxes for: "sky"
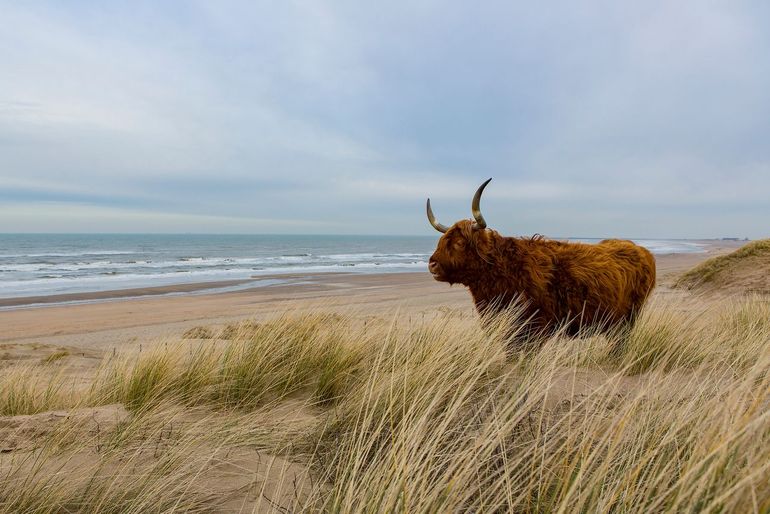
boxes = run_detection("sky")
[1,1,769,238]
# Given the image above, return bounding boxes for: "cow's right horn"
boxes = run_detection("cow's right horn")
[426,199,448,233]
[471,178,492,229]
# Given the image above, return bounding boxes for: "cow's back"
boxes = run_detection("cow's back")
[534,239,655,332]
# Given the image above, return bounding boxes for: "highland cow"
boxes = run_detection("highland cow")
[427,179,656,338]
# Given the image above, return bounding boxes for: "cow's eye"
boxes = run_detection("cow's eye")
[453,239,466,250]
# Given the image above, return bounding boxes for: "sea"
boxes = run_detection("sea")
[0,234,706,301]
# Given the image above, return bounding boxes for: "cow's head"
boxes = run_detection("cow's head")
[427,178,498,284]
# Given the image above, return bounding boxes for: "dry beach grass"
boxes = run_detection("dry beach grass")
[0,242,767,512]
[2,289,770,512]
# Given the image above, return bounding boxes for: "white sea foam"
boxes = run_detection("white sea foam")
[1,260,429,298]
[634,240,705,254]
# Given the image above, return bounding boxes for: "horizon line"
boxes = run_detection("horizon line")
[0,232,752,241]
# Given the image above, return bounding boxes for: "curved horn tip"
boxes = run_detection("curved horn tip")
[471,178,492,229]
[426,198,449,233]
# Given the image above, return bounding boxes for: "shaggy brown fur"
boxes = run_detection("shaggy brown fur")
[429,220,656,337]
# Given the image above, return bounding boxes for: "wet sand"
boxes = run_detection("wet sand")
[0,274,329,309]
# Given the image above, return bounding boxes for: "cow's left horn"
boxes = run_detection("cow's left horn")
[471,178,492,229]
[426,199,448,233]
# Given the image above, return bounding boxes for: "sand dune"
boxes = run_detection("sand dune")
[676,239,770,296]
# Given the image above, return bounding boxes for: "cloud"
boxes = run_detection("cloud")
[0,201,333,233]
[1,0,769,237]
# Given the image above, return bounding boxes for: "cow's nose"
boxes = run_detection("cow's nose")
[428,261,439,273]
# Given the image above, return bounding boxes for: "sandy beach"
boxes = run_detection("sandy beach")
[0,240,742,354]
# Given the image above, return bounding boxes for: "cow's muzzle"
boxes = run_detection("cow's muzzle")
[428,259,445,281]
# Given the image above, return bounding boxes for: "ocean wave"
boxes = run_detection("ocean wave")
[0,257,256,273]
[324,252,428,261]
[635,240,705,254]
[0,260,429,298]
[0,252,432,274]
